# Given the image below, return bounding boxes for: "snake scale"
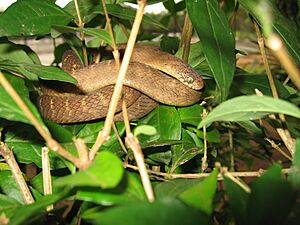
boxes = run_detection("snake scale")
[38,45,204,123]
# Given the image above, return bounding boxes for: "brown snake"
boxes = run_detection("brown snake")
[38,45,204,123]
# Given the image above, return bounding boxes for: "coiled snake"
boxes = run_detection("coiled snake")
[38,45,204,123]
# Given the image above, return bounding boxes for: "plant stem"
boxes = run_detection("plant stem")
[42,147,53,211]
[180,14,193,62]
[201,109,208,172]
[267,34,300,90]
[124,163,290,179]
[0,142,34,204]
[0,71,81,168]
[126,134,155,202]
[90,0,147,159]
[74,0,88,66]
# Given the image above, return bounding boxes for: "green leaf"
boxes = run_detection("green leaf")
[178,104,204,126]
[176,42,208,72]
[154,179,203,199]
[0,171,24,204]
[8,192,70,225]
[0,41,35,65]
[0,0,72,37]
[134,125,157,137]
[199,95,300,127]
[0,73,48,132]
[160,36,179,54]
[93,4,168,31]
[0,194,21,212]
[224,176,250,225]
[233,75,290,99]
[64,0,100,24]
[54,151,124,188]
[186,0,235,101]
[24,63,77,84]
[170,129,203,173]
[179,169,218,215]
[84,198,211,225]
[138,106,181,143]
[289,139,300,190]
[247,164,296,225]
[75,121,125,149]
[238,0,300,65]
[52,25,112,45]
[4,124,65,169]
[76,172,147,204]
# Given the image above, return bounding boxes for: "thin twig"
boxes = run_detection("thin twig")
[253,25,297,155]
[125,134,155,202]
[122,100,131,136]
[255,89,296,155]
[201,109,208,172]
[90,0,147,159]
[42,147,53,211]
[265,138,292,161]
[254,22,279,98]
[74,138,90,169]
[124,163,291,179]
[0,71,82,168]
[112,122,128,154]
[101,0,121,67]
[218,164,251,193]
[74,0,88,66]
[266,34,300,90]
[0,142,34,204]
[228,130,234,172]
[180,14,193,62]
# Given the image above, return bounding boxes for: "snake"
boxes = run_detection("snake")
[38,45,204,123]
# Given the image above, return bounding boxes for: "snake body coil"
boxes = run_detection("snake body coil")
[38,45,204,123]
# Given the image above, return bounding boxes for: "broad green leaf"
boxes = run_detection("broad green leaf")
[160,36,180,54]
[289,139,300,190]
[0,194,21,211]
[232,75,290,99]
[75,121,125,149]
[0,171,24,204]
[23,63,77,84]
[138,106,181,143]
[199,95,300,127]
[93,4,168,30]
[54,151,124,188]
[76,172,147,204]
[0,60,77,83]
[237,121,262,134]
[64,0,101,24]
[146,150,172,165]
[238,0,300,65]
[4,124,65,169]
[0,0,72,37]
[247,164,296,225]
[178,104,204,126]
[187,0,235,101]
[224,176,250,225]
[84,198,211,225]
[7,192,70,225]
[179,169,218,215]
[176,42,209,73]
[134,125,157,137]
[154,179,203,199]
[0,41,35,65]
[170,129,203,173]
[0,74,49,132]
[52,26,112,45]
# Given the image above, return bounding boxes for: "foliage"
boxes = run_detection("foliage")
[0,0,299,224]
